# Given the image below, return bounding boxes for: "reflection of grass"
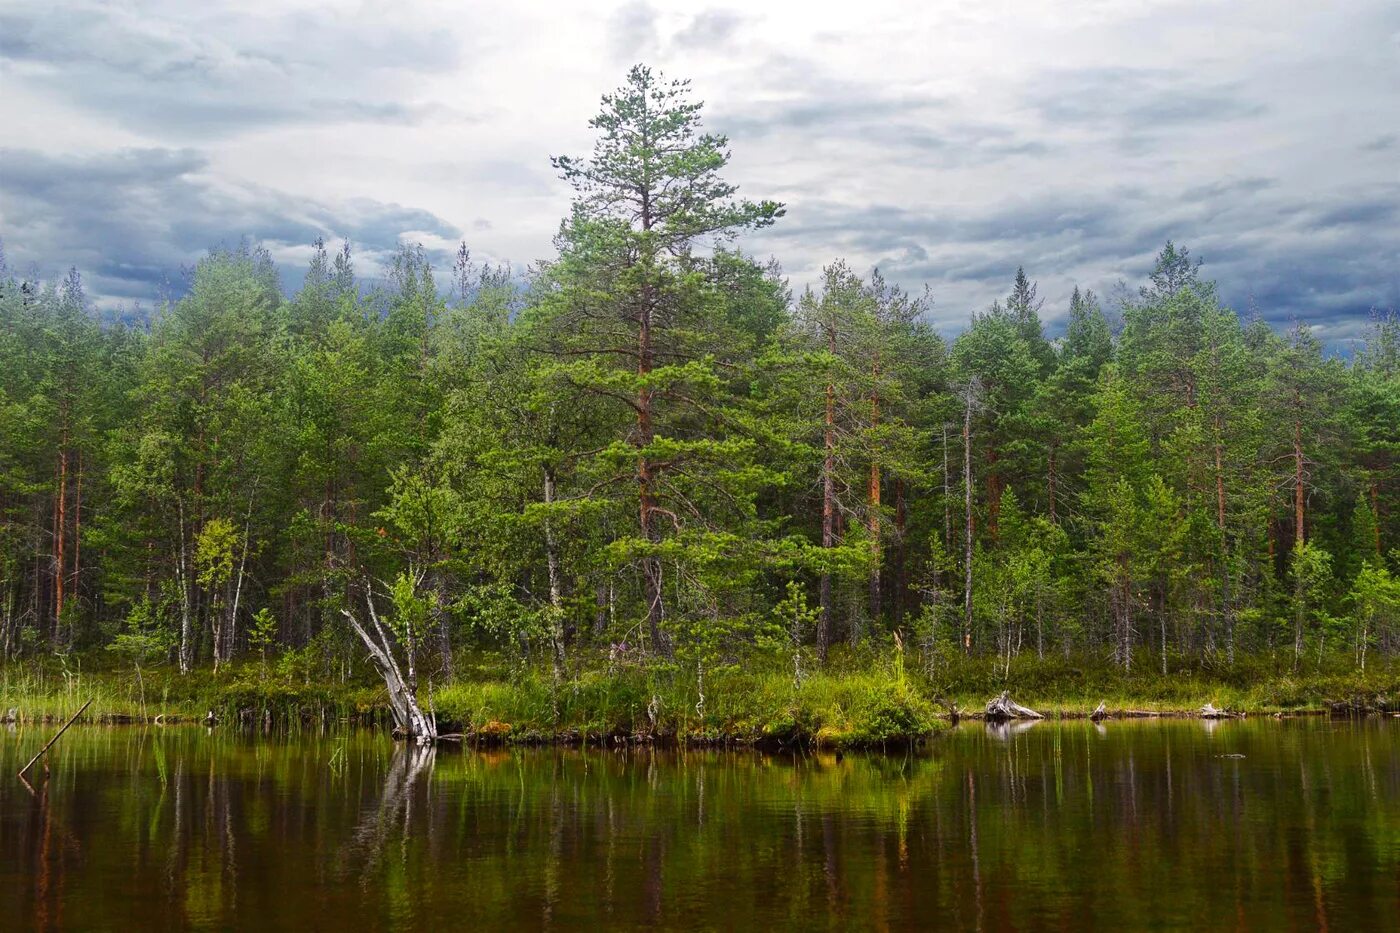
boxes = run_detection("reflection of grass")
[6,650,1400,738]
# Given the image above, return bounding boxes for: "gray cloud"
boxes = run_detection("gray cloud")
[0,147,461,304]
[674,10,745,50]
[750,177,1400,344]
[0,1,462,137]
[1030,67,1268,132]
[608,2,661,62]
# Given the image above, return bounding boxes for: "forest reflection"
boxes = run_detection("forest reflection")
[2,720,1397,930]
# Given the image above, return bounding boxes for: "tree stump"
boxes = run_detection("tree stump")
[985,691,1043,721]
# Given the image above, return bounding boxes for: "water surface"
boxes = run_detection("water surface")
[3,719,1398,930]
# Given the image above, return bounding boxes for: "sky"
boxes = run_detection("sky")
[1,0,1397,344]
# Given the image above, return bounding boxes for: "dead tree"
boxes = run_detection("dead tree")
[984,691,1043,721]
[342,580,437,744]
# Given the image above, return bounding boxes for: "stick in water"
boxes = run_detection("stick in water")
[18,697,93,780]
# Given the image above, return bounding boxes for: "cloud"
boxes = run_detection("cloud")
[674,10,745,50]
[608,2,661,62]
[0,147,462,304]
[749,176,1400,343]
[0,0,463,137]
[1031,67,1267,130]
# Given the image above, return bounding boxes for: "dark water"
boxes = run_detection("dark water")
[2,719,1399,931]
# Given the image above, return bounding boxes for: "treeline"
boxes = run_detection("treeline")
[1,65,1398,682]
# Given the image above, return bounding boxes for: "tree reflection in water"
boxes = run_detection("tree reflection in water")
[0,720,1398,930]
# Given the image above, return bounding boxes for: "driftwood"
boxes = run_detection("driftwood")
[1200,702,1241,719]
[1090,701,1107,722]
[985,691,1043,722]
[18,697,92,779]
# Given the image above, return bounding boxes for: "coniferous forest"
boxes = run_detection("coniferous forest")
[3,67,1400,728]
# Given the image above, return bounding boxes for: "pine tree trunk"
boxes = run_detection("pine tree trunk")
[53,440,67,644]
[1293,402,1305,547]
[893,477,906,625]
[637,301,666,655]
[1294,575,1305,672]
[963,396,974,655]
[1214,424,1234,664]
[1371,482,1382,556]
[73,453,81,617]
[1117,561,1133,672]
[868,379,881,622]
[818,331,836,661]
[942,424,952,553]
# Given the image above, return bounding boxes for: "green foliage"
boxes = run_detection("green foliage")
[195,517,239,589]
[1348,561,1400,670]
[106,596,175,669]
[0,68,1395,700]
[248,608,278,660]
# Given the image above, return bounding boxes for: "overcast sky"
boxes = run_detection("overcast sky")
[1,0,1397,343]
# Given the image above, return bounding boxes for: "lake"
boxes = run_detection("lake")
[2,719,1398,930]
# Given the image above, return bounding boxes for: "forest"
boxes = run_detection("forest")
[2,67,1399,731]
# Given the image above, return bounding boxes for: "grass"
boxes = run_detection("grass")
[0,659,377,727]
[6,648,1400,744]
[432,665,943,748]
[920,650,1400,714]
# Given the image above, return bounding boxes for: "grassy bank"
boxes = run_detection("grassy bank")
[0,662,381,729]
[6,651,1400,747]
[431,666,942,748]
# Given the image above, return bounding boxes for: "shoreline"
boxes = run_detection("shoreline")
[2,698,1388,748]
[7,658,1400,749]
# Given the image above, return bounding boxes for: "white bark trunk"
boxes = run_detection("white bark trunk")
[343,588,437,744]
[984,691,1043,721]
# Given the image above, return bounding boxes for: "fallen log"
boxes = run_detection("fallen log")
[985,691,1043,721]
[1090,701,1107,722]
